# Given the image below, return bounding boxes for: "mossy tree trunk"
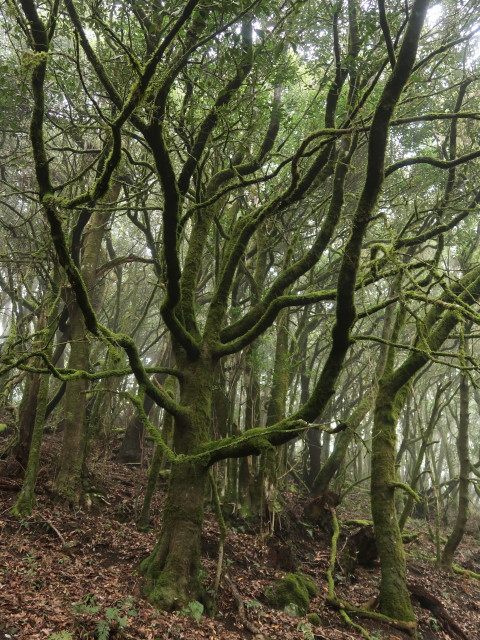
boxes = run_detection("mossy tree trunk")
[54,298,91,502]
[138,376,176,530]
[371,379,415,621]
[238,344,262,517]
[12,279,60,516]
[238,227,268,517]
[53,181,120,503]
[440,370,470,570]
[141,355,214,609]
[370,261,480,621]
[12,372,41,469]
[399,382,451,530]
[142,459,209,609]
[259,308,291,527]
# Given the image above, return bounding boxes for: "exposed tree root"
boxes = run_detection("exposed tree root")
[327,596,417,635]
[452,563,480,581]
[327,509,419,637]
[224,574,265,638]
[344,519,373,527]
[45,518,67,546]
[326,508,372,639]
[408,582,472,640]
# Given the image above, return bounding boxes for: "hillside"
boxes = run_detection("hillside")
[1,444,480,640]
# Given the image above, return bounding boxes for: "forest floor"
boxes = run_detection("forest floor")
[1,442,480,640]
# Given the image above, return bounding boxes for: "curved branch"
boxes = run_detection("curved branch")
[386,149,480,177]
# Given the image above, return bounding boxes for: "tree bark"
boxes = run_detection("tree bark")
[141,354,214,609]
[12,372,41,470]
[54,298,90,502]
[371,379,415,621]
[440,370,470,569]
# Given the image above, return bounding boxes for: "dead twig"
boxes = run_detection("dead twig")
[45,519,66,546]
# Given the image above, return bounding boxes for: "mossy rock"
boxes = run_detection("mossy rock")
[265,573,318,617]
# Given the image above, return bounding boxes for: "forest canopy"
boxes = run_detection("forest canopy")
[1,0,480,629]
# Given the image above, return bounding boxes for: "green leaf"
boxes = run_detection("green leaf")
[245,600,262,608]
[178,600,204,622]
[96,620,110,640]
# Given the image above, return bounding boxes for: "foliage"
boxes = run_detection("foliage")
[178,600,204,622]
[1,0,480,625]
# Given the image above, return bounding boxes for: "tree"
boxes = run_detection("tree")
[2,0,480,625]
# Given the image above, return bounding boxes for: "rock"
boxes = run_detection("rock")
[264,572,318,617]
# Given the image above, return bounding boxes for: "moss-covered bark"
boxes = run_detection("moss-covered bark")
[138,377,176,530]
[12,278,60,516]
[12,367,51,516]
[440,371,470,569]
[399,384,448,531]
[12,372,41,469]
[370,263,480,621]
[54,299,90,503]
[259,309,290,525]
[142,459,209,609]
[371,380,415,621]
[238,345,262,517]
[141,355,214,608]
[54,183,120,502]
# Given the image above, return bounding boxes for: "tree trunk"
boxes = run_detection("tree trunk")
[138,377,176,529]
[54,299,90,502]
[371,380,415,622]
[142,460,208,609]
[12,372,41,469]
[399,383,449,530]
[12,364,51,515]
[260,309,290,528]
[12,282,60,515]
[117,393,154,464]
[440,370,470,569]
[53,183,120,502]
[238,345,261,517]
[141,356,214,609]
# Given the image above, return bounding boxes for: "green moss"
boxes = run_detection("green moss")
[307,613,321,626]
[401,532,419,543]
[265,573,318,616]
[301,574,318,598]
